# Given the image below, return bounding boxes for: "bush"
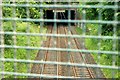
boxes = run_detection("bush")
[3,1,41,19]
[76,23,119,78]
[78,2,119,78]
[3,21,46,78]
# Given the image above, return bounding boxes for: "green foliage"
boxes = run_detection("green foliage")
[75,27,82,35]
[3,22,13,45]
[3,1,41,19]
[85,3,99,20]
[78,2,99,20]
[86,24,98,35]
[2,7,12,17]
[76,23,119,78]
[78,2,120,78]
[3,21,47,78]
[79,2,119,36]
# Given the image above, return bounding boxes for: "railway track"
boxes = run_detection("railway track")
[31,25,104,79]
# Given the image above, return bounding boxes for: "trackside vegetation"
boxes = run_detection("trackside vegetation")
[1,1,47,78]
[0,1,119,78]
[77,2,119,78]
[2,21,46,78]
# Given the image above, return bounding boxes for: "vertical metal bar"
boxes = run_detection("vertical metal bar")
[97,1,102,78]
[39,0,44,79]
[81,1,86,78]
[67,0,71,77]
[53,0,57,77]
[112,1,118,78]
[53,0,57,40]
[40,0,43,33]
[12,0,17,78]
[26,0,31,74]
[0,0,3,79]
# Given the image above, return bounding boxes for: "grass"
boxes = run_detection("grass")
[76,23,119,78]
[1,21,47,78]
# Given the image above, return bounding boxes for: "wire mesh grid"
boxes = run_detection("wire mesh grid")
[0,0,119,79]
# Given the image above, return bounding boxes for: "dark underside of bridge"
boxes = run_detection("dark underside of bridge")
[44,10,75,25]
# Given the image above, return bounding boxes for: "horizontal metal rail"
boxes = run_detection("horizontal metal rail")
[0,18,119,24]
[0,72,80,78]
[0,4,119,9]
[0,32,119,40]
[0,58,119,69]
[0,45,118,55]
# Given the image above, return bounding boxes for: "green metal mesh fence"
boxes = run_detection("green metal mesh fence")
[0,0,119,79]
